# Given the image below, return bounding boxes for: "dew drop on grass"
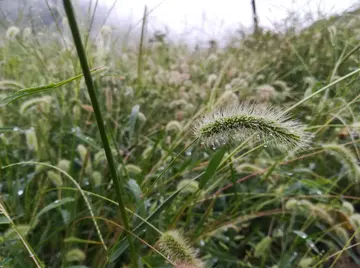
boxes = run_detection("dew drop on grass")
[185,150,192,156]
[54,200,59,204]
[200,240,205,246]
[17,189,24,196]
[264,145,268,148]
[13,127,20,132]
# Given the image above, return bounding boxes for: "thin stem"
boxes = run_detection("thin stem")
[137,6,147,88]
[62,0,137,265]
[0,202,43,268]
[284,68,360,114]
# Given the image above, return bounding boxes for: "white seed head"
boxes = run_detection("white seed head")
[6,26,20,40]
[25,128,38,152]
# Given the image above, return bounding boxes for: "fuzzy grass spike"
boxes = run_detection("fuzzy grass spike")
[323,144,360,182]
[157,230,204,268]
[194,102,310,149]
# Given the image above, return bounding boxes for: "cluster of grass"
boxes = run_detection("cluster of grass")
[1,1,360,267]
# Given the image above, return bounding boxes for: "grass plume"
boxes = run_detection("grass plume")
[194,102,311,149]
[157,230,204,268]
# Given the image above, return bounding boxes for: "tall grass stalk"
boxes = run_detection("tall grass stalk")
[62,0,137,265]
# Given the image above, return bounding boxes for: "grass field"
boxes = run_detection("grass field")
[1,1,360,267]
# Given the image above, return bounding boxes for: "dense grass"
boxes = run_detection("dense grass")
[1,2,360,268]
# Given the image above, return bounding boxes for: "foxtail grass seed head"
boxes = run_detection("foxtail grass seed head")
[323,144,360,182]
[0,134,8,145]
[47,171,63,187]
[137,112,147,124]
[333,226,350,244]
[254,236,272,258]
[57,159,70,173]
[6,26,20,40]
[299,257,314,268]
[312,205,334,225]
[166,120,183,133]
[285,199,298,210]
[341,201,354,216]
[157,230,204,268]
[77,144,88,163]
[4,225,31,241]
[177,179,199,194]
[25,128,38,152]
[349,214,360,231]
[125,164,142,175]
[22,27,32,40]
[194,103,310,150]
[91,171,102,186]
[65,248,86,262]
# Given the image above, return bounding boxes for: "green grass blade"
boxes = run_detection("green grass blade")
[199,146,227,189]
[108,187,182,262]
[0,68,104,106]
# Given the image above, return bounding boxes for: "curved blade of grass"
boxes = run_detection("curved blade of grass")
[94,217,175,266]
[34,198,75,225]
[0,68,104,106]
[108,187,182,262]
[3,161,108,252]
[0,202,43,268]
[284,68,360,113]
[199,146,227,189]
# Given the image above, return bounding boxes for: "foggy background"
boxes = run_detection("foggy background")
[1,0,360,45]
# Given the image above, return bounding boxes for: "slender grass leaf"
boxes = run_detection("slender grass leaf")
[108,187,181,263]
[199,146,227,189]
[35,197,75,220]
[0,216,10,224]
[0,68,104,106]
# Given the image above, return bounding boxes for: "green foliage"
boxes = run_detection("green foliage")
[1,2,360,268]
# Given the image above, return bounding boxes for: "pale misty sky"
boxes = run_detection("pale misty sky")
[100,0,359,42]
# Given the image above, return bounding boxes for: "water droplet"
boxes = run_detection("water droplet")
[185,150,192,156]
[17,190,24,196]
[200,240,205,246]
[264,145,268,148]
[54,200,59,204]
[13,127,20,132]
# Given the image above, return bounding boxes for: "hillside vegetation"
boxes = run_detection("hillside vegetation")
[1,2,360,268]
